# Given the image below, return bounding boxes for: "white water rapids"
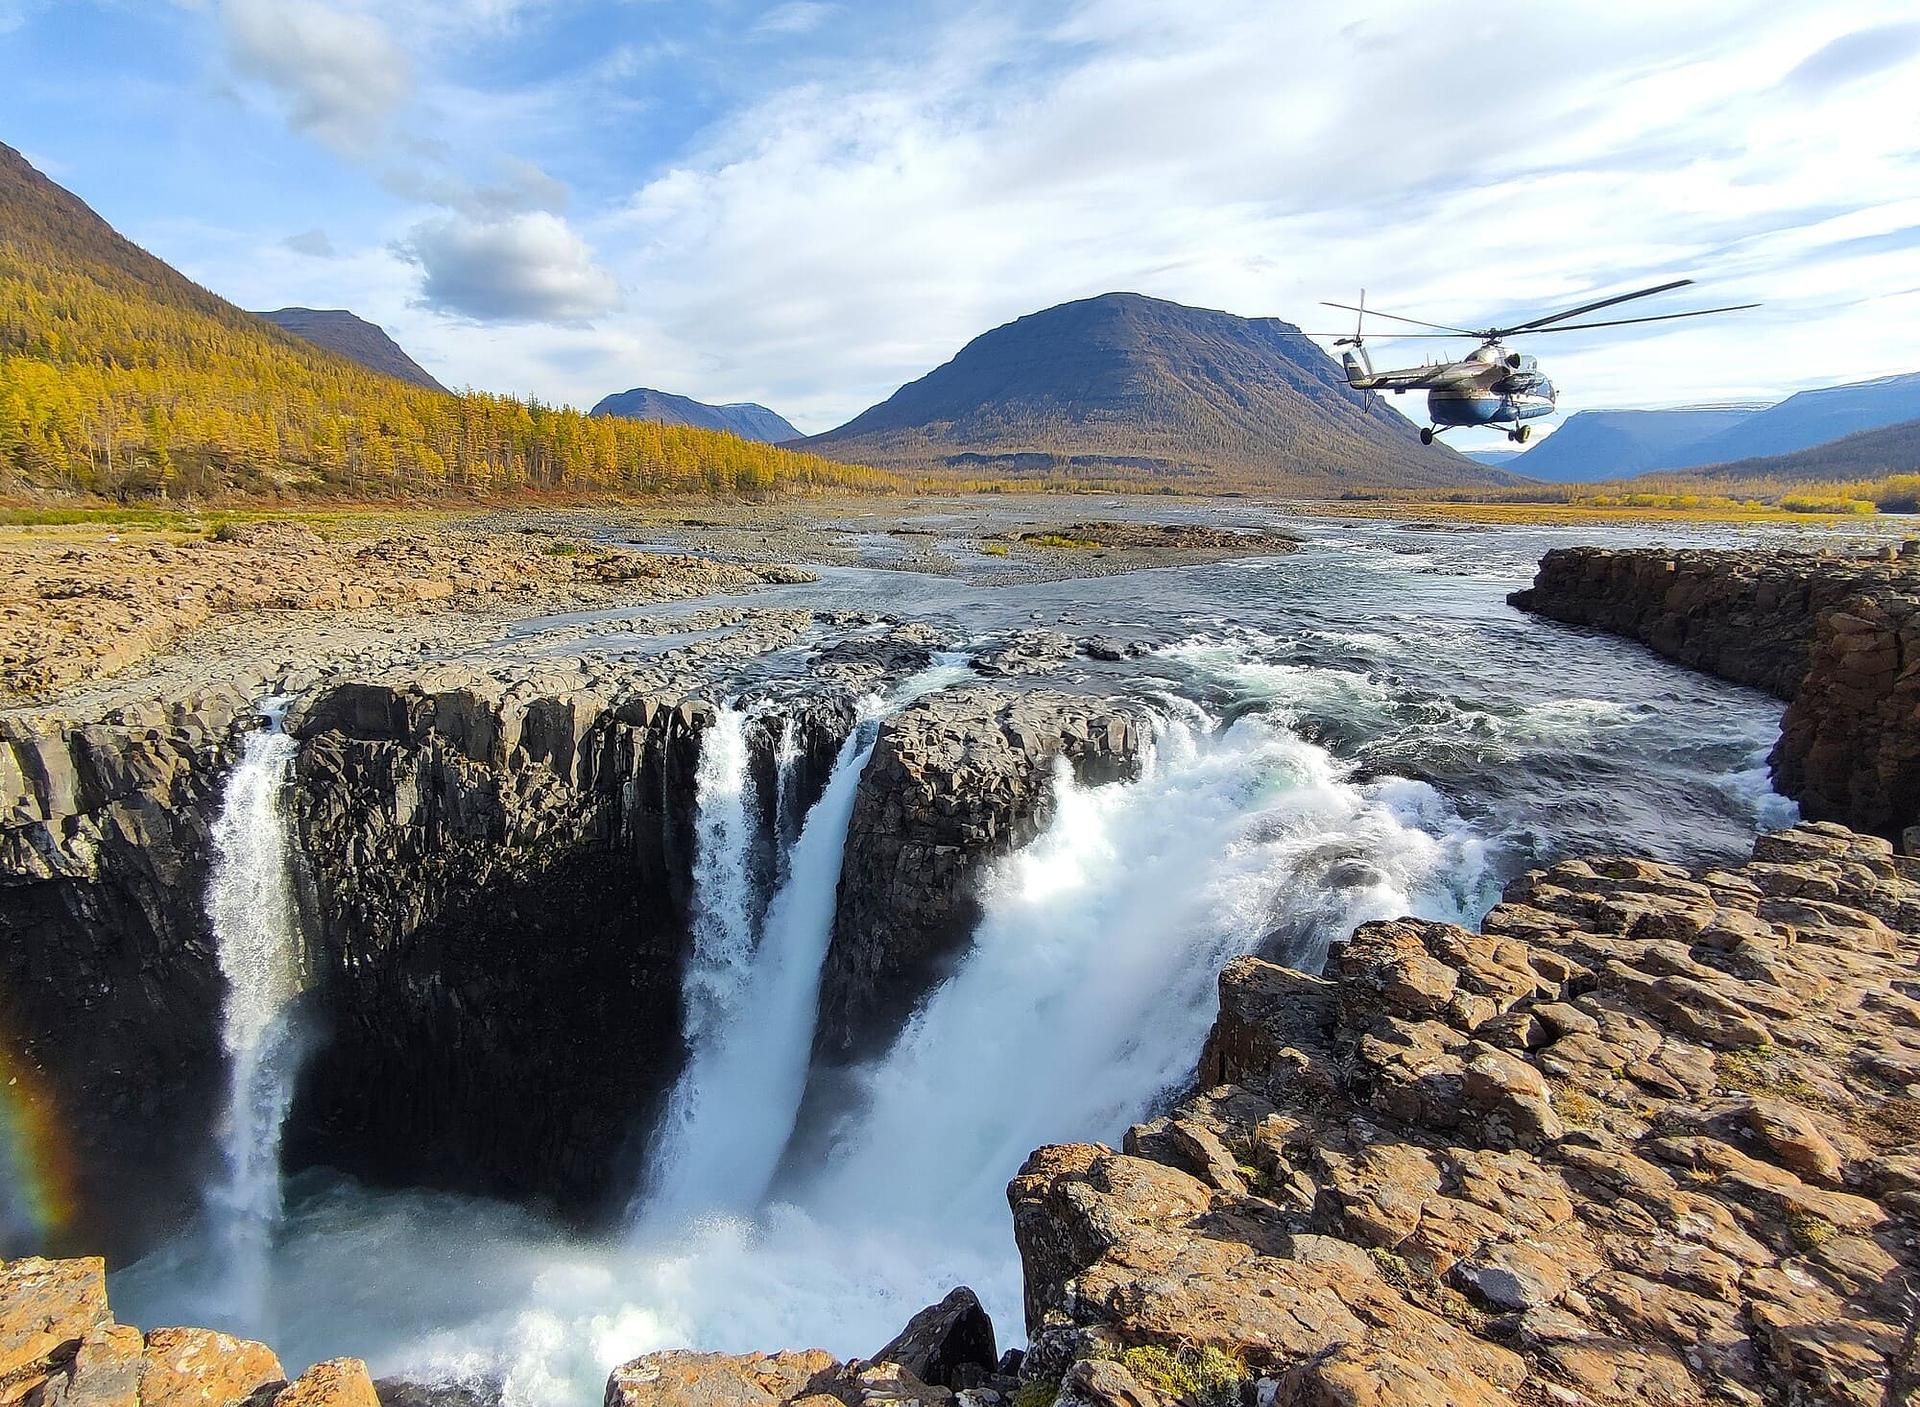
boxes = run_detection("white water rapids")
[201,700,309,1334]
[119,697,1494,1404]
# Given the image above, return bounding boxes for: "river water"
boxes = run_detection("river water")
[116,514,1821,1404]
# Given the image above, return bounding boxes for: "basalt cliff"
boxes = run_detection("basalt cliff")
[0,657,1141,1256]
[1511,543,1920,844]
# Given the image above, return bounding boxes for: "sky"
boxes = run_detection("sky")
[3,1,1919,448]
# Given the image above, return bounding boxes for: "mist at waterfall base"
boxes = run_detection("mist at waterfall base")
[113,519,1805,1405]
[121,705,1491,1403]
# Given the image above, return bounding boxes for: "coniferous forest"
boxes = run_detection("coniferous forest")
[0,143,892,502]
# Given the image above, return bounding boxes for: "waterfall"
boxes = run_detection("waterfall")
[202,698,308,1327]
[796,708,1494,1247]
[771,714,802,874]
[635,705,761,1216]
[633,662,970,1229]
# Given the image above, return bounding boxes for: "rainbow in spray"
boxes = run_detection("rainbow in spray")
[0,1036,78,1251]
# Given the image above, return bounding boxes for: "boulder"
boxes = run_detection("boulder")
[0,1257,110,1386]
[138,1327,285,1407]
[604,1350,839,1407]
[874,1289,997,1389]
[275,1360,381,1407]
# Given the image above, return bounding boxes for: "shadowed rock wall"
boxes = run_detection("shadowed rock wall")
[284,673,854,1217]
[0,694,245,1259]
[1511,544,1920,843]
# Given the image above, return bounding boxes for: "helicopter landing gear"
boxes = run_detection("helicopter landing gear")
[1508,424,1533,445]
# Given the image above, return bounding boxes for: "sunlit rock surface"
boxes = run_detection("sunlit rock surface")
[1010,822,1920,1407]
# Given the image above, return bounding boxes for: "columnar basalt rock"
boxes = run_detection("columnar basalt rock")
[0,692,246,1258]
[1774,589,1920,842]
[1511,545,1920,842]
[1507,545,1910,699]
[1010,822,1920,1407]
[284,667,854,1217]
[813,687,1147,1066]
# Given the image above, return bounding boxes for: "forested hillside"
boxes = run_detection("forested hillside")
[0,144,889,500]
[1687,416,1920,483]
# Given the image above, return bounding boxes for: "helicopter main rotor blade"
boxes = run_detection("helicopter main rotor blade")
[1301,331,1469,339]
[1319,301,1477,335]
[1497,278,1694,334]
[1504,303,1761,335]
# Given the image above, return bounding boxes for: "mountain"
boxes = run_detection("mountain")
[591,388,798,443]
[1658,372,1920,470]
[1505,406,1765,483]
[254,307,447,393]
[0,142,885,500]
[802,292,1510,488]
[1462,448,1525,468]
[1685,416,1920,484]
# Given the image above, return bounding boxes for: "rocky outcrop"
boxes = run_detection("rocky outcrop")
[1009,822,1920,1407]
[1511,544,1920,842]
[604,1352,955,1407]
[813,688,1146,1065]
[0,1254,381,1407]
[606,1290,1011,1407]
[1774,590,1920,843]
[0,693,248,1258]
[284,668,853,1216]
[1507,544,1914,699]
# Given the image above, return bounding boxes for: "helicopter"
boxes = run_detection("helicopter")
[1318,279,1758,445]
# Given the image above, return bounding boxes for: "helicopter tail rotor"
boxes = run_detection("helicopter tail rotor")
[1335,290,1375,383]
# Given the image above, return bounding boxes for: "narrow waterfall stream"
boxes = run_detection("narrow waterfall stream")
[771,714,802,873]
[637,663,971,1229]
[202,699,309,1331]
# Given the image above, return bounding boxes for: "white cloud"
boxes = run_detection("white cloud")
[753,3,836,37]
[566,0,1920,435]
[220,0,410,155]
[401,210,619,323]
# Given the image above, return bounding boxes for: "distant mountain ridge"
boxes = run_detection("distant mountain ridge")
[1507,372,1920,482]
[1663,372,1920,469]
[1507,406,1766,483]
[1686,416,1920,484]
[254,307,447,393]
[591,388,798,443]
[802,292,1512,489]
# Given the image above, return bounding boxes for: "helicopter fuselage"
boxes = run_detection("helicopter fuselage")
[1427,367,1557,427]
[1344,342,1556,432]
